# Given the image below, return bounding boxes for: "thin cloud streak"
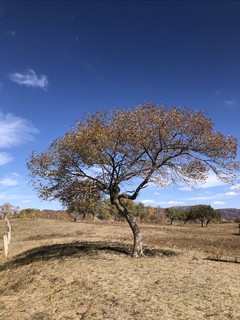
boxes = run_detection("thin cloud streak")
[182,191,239,202]
[8,69,48,90]
[213,201,225,206]
[224,100,237,105]
[0,177,18,187]
[225,191,238,196]
[141,199,185,206]
[0,173,21,187]
[0,111,39,148]
[0,152,13,165]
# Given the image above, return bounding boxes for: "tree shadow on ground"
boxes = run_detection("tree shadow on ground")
[0,241,178,271]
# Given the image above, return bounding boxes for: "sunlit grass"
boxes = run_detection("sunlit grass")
[0,218,240,320]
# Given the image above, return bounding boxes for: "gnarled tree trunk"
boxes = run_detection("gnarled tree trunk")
[112,197,144,257]
[124,211,144,257]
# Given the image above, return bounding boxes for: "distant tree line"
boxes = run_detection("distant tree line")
[66,198,222,227]
[0,201,223,227]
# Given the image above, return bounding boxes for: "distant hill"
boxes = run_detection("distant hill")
[218,208,240,221]
[170,206,240,221]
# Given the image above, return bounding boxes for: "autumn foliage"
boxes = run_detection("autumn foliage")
[27,103,239,256]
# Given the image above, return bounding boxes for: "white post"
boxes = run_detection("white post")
[3,234,8,258]
[5,217,11,229]
[3,217,11,257]
[7,229,11,245]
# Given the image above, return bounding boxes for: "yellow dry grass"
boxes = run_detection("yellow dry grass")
[0,218,240,320]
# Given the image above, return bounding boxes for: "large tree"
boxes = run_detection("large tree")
[188,205,221,227]
[27,103,239,257]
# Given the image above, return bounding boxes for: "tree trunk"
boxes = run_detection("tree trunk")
[112,197,144,257]
[124,212,144,257]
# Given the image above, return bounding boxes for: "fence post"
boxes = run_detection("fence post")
[8,229,11,245]
[2,217,11,258]
[3,234,8,258]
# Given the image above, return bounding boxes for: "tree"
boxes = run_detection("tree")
[102,198,120,221]
[0,202,19,219]
[135,202,146,222]
[188,205,221,227]
[145,206,157,223]
[165,207,181,225]
[155,206,167,224]
[27,103,239,257]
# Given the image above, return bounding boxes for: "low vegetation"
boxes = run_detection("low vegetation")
[1,218,240,319]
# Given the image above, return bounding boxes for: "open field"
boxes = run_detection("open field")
[0,219,240,320]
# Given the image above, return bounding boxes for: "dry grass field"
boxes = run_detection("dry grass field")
[0,218,240,320]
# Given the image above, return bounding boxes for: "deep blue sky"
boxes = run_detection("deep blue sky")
[0,1,240,210]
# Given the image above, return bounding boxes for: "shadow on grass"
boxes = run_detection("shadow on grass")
[0,241,178,271]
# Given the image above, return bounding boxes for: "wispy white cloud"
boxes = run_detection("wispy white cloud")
[0,177,18,187]
[231,184,240,190]
[199,174,227,189]
[225,191,238,197]
[0,191,34,201]
[179,172,226,191]
[224,99,239,109]
[182,189,239,202]
[141,199,155,205]
[0,111,38,148]
[8,69,48,90]
[0,173,21,187]
[168,201,185,205]
[141,199,185,206]
[22,200,31,203]
[0,152,13,165]
[213,201,225,206]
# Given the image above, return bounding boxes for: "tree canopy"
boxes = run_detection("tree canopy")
[27,103,240,256]
[0,202,19,219]
[185,205,221,227]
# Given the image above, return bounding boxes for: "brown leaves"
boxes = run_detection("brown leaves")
[27,103,240,203]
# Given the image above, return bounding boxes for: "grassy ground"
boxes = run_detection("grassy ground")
[0,218,240,320]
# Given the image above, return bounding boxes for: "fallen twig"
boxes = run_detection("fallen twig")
[79,301,93,320]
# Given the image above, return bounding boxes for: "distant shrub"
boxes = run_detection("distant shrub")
[18,208,71,220]
[18,208,41,219]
